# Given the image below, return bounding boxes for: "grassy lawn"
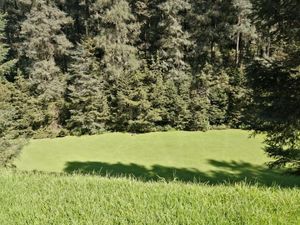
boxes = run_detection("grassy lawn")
[0,170,299,225]
[4,130,300,224]
[14,130,300,187]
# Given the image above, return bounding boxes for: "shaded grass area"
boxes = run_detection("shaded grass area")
[0,170,300,225]
[64,160,300,188]
[15,130,300,187]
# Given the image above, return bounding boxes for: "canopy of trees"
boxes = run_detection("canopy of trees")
[0,0,299,171]
[246,0,300,172]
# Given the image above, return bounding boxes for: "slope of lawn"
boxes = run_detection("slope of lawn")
[14,129,300,187]
[0,170,300,225]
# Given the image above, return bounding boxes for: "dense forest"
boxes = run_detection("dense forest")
[0,0,299,171]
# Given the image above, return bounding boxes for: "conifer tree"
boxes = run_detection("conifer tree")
[1,0,299,148]
[189,69,211,131]
[90,0,140,79]
[146,64,169,130]
[56,0,92,40]
[0,13,23,166]
[190,63,229,129]
[113,70,152,132]
[0,80,18,165]
[0,0,29,71]
[130,0,151,56]
[66,38,109,135]
[0,13,15,77]
[189,0,235,66]
[156,0,193,130]
[157,0,192,78]
[0,13,13,164]
[247,0,300,172]
[207,67,229,126]
[232,0,257,65]
[19,0,73,137]
[89,0,142,131]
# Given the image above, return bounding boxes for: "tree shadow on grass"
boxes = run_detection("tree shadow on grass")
[64,160,300,188]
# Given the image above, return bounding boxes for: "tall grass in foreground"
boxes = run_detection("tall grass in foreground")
[0,170,299,225]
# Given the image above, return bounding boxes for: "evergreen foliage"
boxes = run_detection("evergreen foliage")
[66,39,109,135]
[19,0,73,137]
[246,0,300,172]
[0,13,23,166]
[0,0,299,170]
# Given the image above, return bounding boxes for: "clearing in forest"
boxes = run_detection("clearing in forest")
[15,129,300,187]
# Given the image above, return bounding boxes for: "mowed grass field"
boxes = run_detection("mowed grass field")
[14,130,300,186]
[2,130,300,224]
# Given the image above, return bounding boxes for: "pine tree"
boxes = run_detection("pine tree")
[0,0,29,74]
[113,70,152,132]
[130,0,151,56]
[20,0,73,69]
[189,0,241,128]
[146,64,169,130]
[189,90,210,131]
[226,66,247,127]
[89,0,142,131]
[232,0,257,65]
[19,0,73,137]
[163,78,191,130]
[189,0,232,66]
[0,13,23,166]
[189,71,210,131]
[66,38,109,135]
[0,80,18,165]
[56,0,93,41]
[156,0,193,130]
[190,63,229,129]
[157,0,192,78]
[0,13,12,140]
[0,13,15,77]
[90,0,140,79]
[247,0,300,172]
[207,67,229,126]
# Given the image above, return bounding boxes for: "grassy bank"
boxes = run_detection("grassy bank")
[14,130,300,187]
[0,170,299,225]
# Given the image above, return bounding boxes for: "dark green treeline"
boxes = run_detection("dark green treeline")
[0,0,291,137]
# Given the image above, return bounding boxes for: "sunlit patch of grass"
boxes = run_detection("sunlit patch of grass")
[14,130,300,187]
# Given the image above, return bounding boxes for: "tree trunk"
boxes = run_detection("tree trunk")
[267,36,271,57]
[211,41,215,63]
[236,15,241,66]
[236,31,240,65]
